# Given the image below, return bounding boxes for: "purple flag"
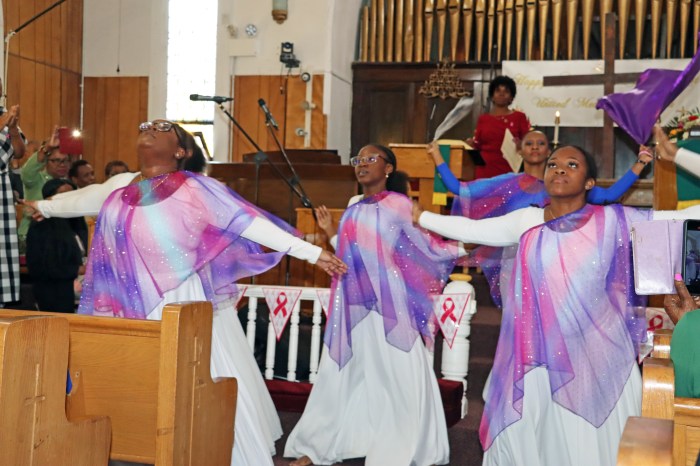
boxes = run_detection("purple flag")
[596,37,700,145]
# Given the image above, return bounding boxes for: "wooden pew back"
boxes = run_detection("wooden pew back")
[643,331,700,466]
[0,302,237,466]
[0,315,111,466]
[617,416,674,466]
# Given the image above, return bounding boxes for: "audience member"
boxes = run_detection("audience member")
[664,276,700,398]
[104,160,129,179]
[69,159,95,188]
[26,179,86,313]
[0,100,25,308]
[18,126,69,245]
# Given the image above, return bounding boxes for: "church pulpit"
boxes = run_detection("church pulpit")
[389,143,472,213]
[209,151,357,287]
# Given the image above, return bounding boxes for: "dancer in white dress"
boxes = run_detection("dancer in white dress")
[28,120,346,466]
[415,145,700,466]
[285,145,461,466]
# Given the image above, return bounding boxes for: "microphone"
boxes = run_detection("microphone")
[189,94,233,104]
[258,99,279,129]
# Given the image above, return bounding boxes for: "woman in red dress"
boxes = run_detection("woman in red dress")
[469,75,530,179]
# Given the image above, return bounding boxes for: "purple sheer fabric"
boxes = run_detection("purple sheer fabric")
[324,191,460,368]
[79,171,293,319]
[479,204,651,450]
[596,40,700,145]
[452,173,548,307]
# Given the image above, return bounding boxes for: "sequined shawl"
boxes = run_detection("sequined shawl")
[324,191,460,368]
[79,171,291,319]
[479,204,650,450]
[452,172,547,307]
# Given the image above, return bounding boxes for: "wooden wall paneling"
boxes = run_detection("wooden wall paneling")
[265,75,286,149]
[311,75,327,150]
[284,77,307,149]
[232,76,262,161]
[117,78,142,159]
[82,77,147,182]
[351,64,487,157]
[3,0,83,149]
[82,79,97,172]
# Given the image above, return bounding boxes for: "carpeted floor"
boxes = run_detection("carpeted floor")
[272,273,501,466]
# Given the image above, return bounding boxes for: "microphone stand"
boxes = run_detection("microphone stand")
[216,103,310,209]
[3,0,67,106]
[263,116,314,211]
[262,113,317,287]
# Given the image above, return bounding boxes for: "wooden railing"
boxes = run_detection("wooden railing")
[240,282,477,417]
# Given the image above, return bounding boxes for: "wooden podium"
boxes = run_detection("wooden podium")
[389,143,474,213]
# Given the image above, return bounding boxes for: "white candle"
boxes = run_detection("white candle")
[553,111,561,146]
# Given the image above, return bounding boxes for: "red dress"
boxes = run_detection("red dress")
[472,111,530,179]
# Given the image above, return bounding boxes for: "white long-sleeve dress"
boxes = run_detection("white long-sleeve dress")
[285,192,456,466]
[38,175,324,466]
[420,204,700,466]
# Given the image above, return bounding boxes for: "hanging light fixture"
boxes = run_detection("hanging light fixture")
[272,0,288,23]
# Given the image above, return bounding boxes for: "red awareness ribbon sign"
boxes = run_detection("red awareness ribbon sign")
[274,292,288,317]
[441,298,457,324]
[647,314,664,331]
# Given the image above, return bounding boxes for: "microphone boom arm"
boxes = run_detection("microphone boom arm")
[216,103,312,208]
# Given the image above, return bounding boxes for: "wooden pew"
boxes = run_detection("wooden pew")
[0,302,237,466]
[642,330,700,466]
[0,315,111,465]
[617,416,674,466]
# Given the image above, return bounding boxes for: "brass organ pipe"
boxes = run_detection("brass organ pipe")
[449,0,461,60]
[463,0,475,60]
[651,0,662,58]
[680,0,691,57]
[475,0,486,60]
[370,0,378,61]
[552,0,562,59]
[515,0,525,59]
[635,0,647,58]
[538,0,549,59]
[618,0,631,58]
[581,0,594,59]
[416,0,425,60]
[506,0,515,59]
[487,0,496,60]
[425,0,436,60]
[526,0,536,59]
[378,0,386,62]
[361,6,369,61]
[566,0,578,59]
[497,0,506,60]
[667,0,678,58]
[599,0,613,57]
[405,0,415,61]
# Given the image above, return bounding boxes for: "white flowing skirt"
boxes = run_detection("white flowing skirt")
[148,275,282,466]
[483,364,641,466]
[284,312,449,466]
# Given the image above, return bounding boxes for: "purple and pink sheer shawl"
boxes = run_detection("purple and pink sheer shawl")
[479,204,650,450]
[79,171,294,319]
[324,191,460,368]
[453,172,547,307]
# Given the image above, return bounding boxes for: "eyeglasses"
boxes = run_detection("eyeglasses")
[48,158,70,165]
[349,154,389,167]
[138,121,174,132]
